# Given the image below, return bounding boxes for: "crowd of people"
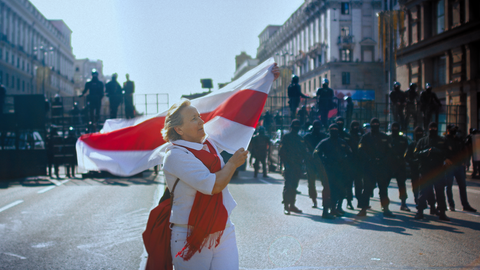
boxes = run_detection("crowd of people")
[254,116,478,221]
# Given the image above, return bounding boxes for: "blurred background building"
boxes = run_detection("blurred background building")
[0,0,75,99]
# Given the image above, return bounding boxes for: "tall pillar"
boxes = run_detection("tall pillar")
[445,50,451,84]
[444,0,450,31]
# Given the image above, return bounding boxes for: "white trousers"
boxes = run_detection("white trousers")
[170,224,239,270]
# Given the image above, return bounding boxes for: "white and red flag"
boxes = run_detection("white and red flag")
[76,58,276,176]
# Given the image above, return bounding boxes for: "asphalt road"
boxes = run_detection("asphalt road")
[1,167,480,270]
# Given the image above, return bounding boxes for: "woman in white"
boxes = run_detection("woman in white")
[161,65,279,269]
[161,99,247,270]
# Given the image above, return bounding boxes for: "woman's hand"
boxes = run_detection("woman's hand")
[272,63,280,81]
[227,148,248,168]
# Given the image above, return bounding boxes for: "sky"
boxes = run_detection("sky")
[29,0,304,109]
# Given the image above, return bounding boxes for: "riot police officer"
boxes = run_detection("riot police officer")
[389,122,410,211]
[249,126,271,178]
[105,73,123,119]
[313,124,352,219]
[303,120,328,208]
[279,120,309,215]
[390,82,406,130]
[335,116,355,211]
[357,118,395,217]
[405,83,419,128]
[51,94,64,125]
[124,73,135,119]
[288,75,308,120]
[414,122,449,220]
[404,126,425,205]
[349,121,363,208]
[80,69,104,124]
[64,128,78,178]
[316,78,334,129]
[420,83,441,130]
[444,124,477,212]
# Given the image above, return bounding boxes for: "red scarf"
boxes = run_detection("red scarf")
[175,140,228,261]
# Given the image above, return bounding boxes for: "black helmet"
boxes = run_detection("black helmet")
[393,81,401,88]
[409,82,417,88]
[322,78,329,85]
[91,69,99,76]
[425,83,432,89]
[291,75,299,84]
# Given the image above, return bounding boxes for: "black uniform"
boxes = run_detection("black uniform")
[105,78,123,119]
[405,137,422,204]
[313,136,351,212]
[419,89,441,130]
[358,131,392,211]
[280,129,309,211]
[249,131,271,177]
[445,133,475,211]
[389,132,409,203]
[288,83,308,120]
[349,127,363,206]
[51,96,64,125]
[337,129,355,208]
[414,133,448,214]
[82,77,104,123]
[64,133,77,178]
[303,128,328,205]
[390,89,406,129]
[405,87,419,127]
[124,80,135,119]
[316,87,334,128]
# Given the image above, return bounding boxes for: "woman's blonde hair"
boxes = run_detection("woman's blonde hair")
[161,99,191,142]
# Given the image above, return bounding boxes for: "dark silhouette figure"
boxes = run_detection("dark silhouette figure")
[404,126,424,205]
[70,102,81,126]
[274,111,283,131]
[288,75,308,120]
[444,124,477,212]
[46,127,63,178]
[389,122,410,211]
[123,73,135,119]
[313,123,352,219]
[335,116,355,211]
[405,83,419,128]
[262,111,273,135]
[249,127,271,178]
[0,84,5,114]
[357,118,395,217]
[51,94,64,125]
[279,120,309,215]
[80,69,104,124]
[344,96,353,129]
[316,78,334,129]
[106,73,123,119]
[389,81,406,130]
[420,83,441,130]
[64,129,78,178]
[414,122,449,221]
[298,106,307,129]
[303,120,328,208]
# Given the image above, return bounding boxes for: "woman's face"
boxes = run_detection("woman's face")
[175,105,205,143]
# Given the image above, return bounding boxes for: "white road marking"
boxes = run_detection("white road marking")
[37,186,56,194]
[0,200,24,213]
[3,252,26,259]
[38,179,70,194]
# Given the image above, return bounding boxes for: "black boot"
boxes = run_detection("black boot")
[438,211,450,221]
[414,211,424,220]
[322,208,335,219]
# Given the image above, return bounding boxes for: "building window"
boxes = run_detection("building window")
[6,73,9,86]
[437,0,445,34]
[22,80,25,92]
[27,63,30,72]
[22,60,25,71]
[17,58,20,68]
[5,51,8,62]
[17,78,20,90]
[342,72,351,85]
[340,26,350,37]
[341,2,350,15]
[11,75,14,88]
[318,55,322,66]
[340,49,352,62]
[314,78,316,89]
[433,55,446,87]
[309,81,311,92]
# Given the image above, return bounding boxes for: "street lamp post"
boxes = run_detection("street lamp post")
[275,50,293,134]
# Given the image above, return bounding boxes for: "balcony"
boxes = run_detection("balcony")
[307,42,327,57]
[337,35,355,48]
[295,51,307,66]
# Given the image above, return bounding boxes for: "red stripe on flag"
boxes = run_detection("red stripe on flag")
[80,89,267,151]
